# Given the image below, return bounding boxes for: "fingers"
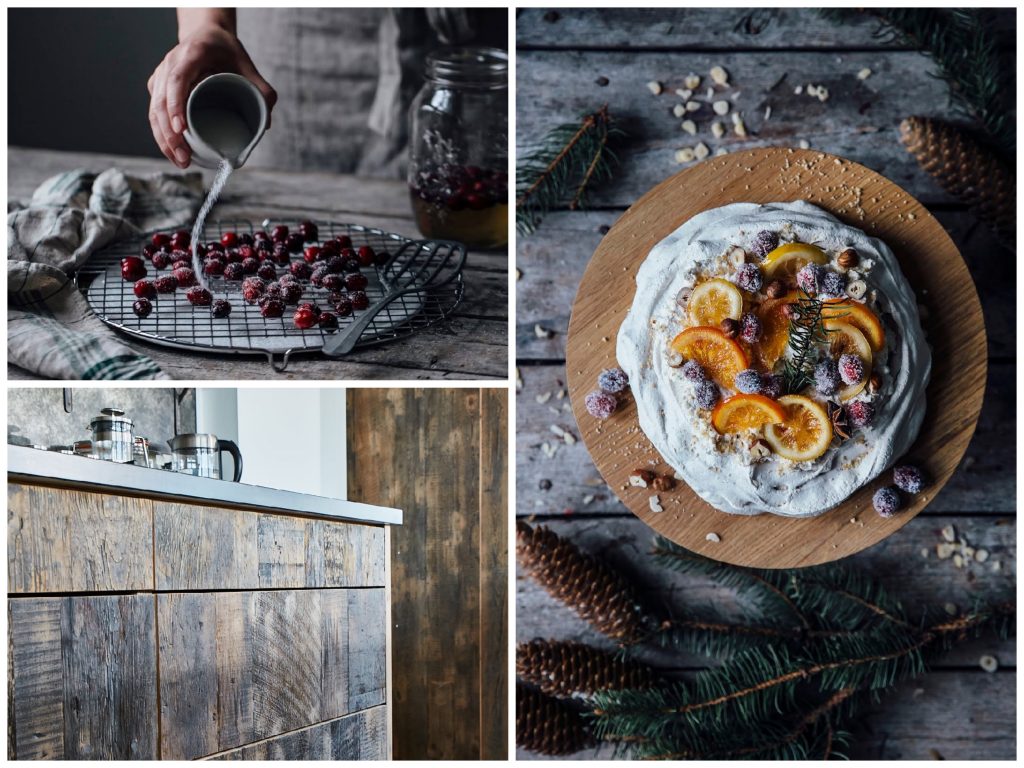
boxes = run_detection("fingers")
[149,57,192,168]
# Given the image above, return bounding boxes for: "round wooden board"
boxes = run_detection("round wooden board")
[566,147,987,569]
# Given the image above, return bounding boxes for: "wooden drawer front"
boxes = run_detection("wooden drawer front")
[8,595,158,759]
[208,705,387,760]
[153,502,385,591]
[8,484,153,594]
[158,588,386,760]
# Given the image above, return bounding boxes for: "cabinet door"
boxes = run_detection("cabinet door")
[8,595,158,759]
[158,588,386,760]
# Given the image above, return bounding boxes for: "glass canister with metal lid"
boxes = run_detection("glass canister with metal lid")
[408,47,508,250]
[88,408,134,463]
[168,433,243,482]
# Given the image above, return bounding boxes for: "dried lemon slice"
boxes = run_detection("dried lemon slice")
[687,278,744,327]
[764,395,833,461]
[761,242,828,279]
[711,394,786,434]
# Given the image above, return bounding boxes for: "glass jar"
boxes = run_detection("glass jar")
[88,408,134,463]
[408,47,508,250]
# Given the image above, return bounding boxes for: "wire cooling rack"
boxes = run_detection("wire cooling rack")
[78,220,465,372]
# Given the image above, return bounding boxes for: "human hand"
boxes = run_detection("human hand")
[147,24,276,168]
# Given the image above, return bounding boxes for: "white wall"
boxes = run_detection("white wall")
[195,388,346,499]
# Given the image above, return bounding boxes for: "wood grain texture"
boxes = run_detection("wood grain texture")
[154,502,257,591]
[8,484,153,593]
[9,599,65,760]
[564,148,986,568]
[7,146,507,381]
[347,388,509,759]
[346,589,387,711]
[208,705,388,760]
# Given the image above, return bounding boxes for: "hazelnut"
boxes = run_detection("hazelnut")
[868,372,881,393]
[652,475,675,492]
[764,279,787,299]
[719,318,740,338]
[629,469,655,488]
[837,248,859,269]
[676,287,693,306]
[846,279,868,300]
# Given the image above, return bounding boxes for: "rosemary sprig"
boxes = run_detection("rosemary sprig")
[780,295,849,394]
[515,105,624,235]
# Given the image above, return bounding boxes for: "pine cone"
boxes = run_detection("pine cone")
[516,521,645,643]
[517,639,656,698]
[899,116,1015,245]
[516,684,595,755]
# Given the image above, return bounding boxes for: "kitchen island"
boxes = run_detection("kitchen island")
[7,445,401,760]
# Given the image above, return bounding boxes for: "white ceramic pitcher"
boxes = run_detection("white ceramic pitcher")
[184,73,267,169]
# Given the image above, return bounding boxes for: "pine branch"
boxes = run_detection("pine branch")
[781,293,837,394]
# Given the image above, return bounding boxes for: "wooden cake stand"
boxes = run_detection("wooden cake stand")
[566,147,986,568]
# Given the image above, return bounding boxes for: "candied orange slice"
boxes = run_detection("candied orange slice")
[824,320,872,401]
[752,291,798,370]
[711,394,786,434]
[687,278,744,327]
[822,300,885,352]
[670,326,749,390]
[764,395,833,461]
[760,243,827,279]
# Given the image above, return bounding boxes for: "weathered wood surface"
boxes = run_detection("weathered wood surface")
[153,501,385,590]
[348,388,509,759]
[7,484,154,594]
[7,146,508,381]
[158,588,386,759]
[208,705,388,760]
[9,595,158,760]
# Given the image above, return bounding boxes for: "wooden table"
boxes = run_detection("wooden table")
[515,9,1015,760]
[8,147,508,380]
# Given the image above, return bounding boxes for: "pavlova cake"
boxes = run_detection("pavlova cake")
[616,201,931,518]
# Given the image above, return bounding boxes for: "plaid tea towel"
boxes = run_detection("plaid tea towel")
[8,168,203,379]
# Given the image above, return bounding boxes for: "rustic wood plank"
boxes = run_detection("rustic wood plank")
[61,595,158,759]
[9,598,65,760]
[215,591,257,753]
[208,705,388,760]
[154,502,258,591]
[320,522,387,588]
[517,50,962,207]
[8,484,153,593]
[516,362,1015,518]
[479,388,510,759]
[347,589,387,712]
[257,515,308,588]
[320,589,350,716]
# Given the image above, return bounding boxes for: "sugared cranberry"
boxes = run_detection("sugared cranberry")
[286,233,304,253]
[281,281,304,305]
[242,277,266,304]
[299,220,318,242]
[186,286,213,306]
[205,241,224,254]
[318,312,338,329]
[132,298,153,318]
[278,273,297,285]
[349,290,369,310]
[334,295,353,316]
[223,263,244,281]
[151,233,172,248]
[257,263,277,281]
[255,239,273,255]
[170,230,191,250]
[220,232,238,248]
[310,266,330,288]
[271,225,290,242]
[173,267,197,287]
[326,256,346,274]
[238,232,254,247]
[263,281,284,299]
[152,252,171,270]
[253,230,270,243]
[356,245,375,266]
[320,239,340,257]
[335,234,353,250]
[345,273,368,291]
[237,244,256,262]
[293,303,320,329]
[259,296,285,318]
[155,275,178,293]
[290,261,312,279]
[141,243,156,260]
[121,256,147,282]
[225,247,243,264]
[171,259,191,272]
[271,243,291,265]
[134,279,157,299]
[322,273,345,292]
[203,258,225,276]
[303,245,322,264]
[211,299,232,318]
[241,257,260,275]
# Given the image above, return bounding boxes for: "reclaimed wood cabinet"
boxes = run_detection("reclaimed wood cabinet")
[7,480,396,761]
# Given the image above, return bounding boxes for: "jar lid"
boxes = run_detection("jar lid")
[426,47,507,89]
[90,407,133,429]
[168,433,220,451]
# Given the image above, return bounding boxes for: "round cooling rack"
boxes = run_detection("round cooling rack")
[78,220,465,372]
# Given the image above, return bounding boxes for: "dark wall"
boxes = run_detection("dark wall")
[8,8,176,158]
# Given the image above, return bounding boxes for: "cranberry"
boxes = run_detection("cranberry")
[335,234,353,250]
[237,244,256,261]
[293,303,320,329]
[271,225,290,242]
[322,273,345,292]
[170,230,190,249]
[290,261,312,279]
[334,295,353,316]
[318,311,338,329]
[343,258,361,274]
[286,233,304,253]
[132,298,153,318]
[151,233,172,249]
[141,243,156,260]
[281,282,304,305]
[223,263,244,281]
[310,265,330,287]
[220,232,238,248]
[320,239,340,257]
[206,241,225,254]
[345,273,368,291]
[225,248,243,264]
[259,296,285,318]
[253,230,270,243]
[278,273,297,285]
[257,263,277,281]
[193,242,208,260]
[349,290,369,310]
[241,257,260,275]
[238,233,254,247]
[326,255,346,274]
[173,267,197,287]
[242,277,266,304]
[299,220,319,242]
[203,258,225,276]
[155,275,178,293]
[303,245,322,264]
[374,249,390,266]
[134,279,157,299]
[466,193,488,210]
[255,240,273,256]
[121,256,147,282]
[152,252,171,270]
[271,243,291,265]
[186,286,213,306]
[211,299,232,318]
[356,245,375,266]
[171,259,191,272]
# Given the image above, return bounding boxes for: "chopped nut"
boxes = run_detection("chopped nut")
[683,74,701,90]
[646,80,663,95]
[953,553,964,569]
[714,147,728,156]
[673,103,688,118]
[534,324,554,339]
[868,372,882,393]
[675,88,693,100]
[733,118,747,138]
[549,424,566,439]
[944,602,958,615]
[711,121,725,139]
[941,524,956,542]
[652,475,675,492]
[935,542,956,560]
[979,655,999,673]
[710,65,729,86]
[535,391,552,404]
[794,85,804,95]
[582,494,594,505]
[681,119,697,135]
[666,350,684,367]
[674,147,696,164]
[705,532,721,543]
[685,100,701,113]
[629,469,655,488]
[857,67,872,80]
[798,139,810,149]
[837,248,859,269]
[975,549,989,563]
[727,246,747,268]
[919,547,929,558]
[516,367,524,391]
[676,286,693,305]
[846,279,867,300]
[750,440,771,461]
[693,142,710,160]
[649,495,663,513]
[817,86,830,102]
[719,318,740,339]
[712,100,730,116]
